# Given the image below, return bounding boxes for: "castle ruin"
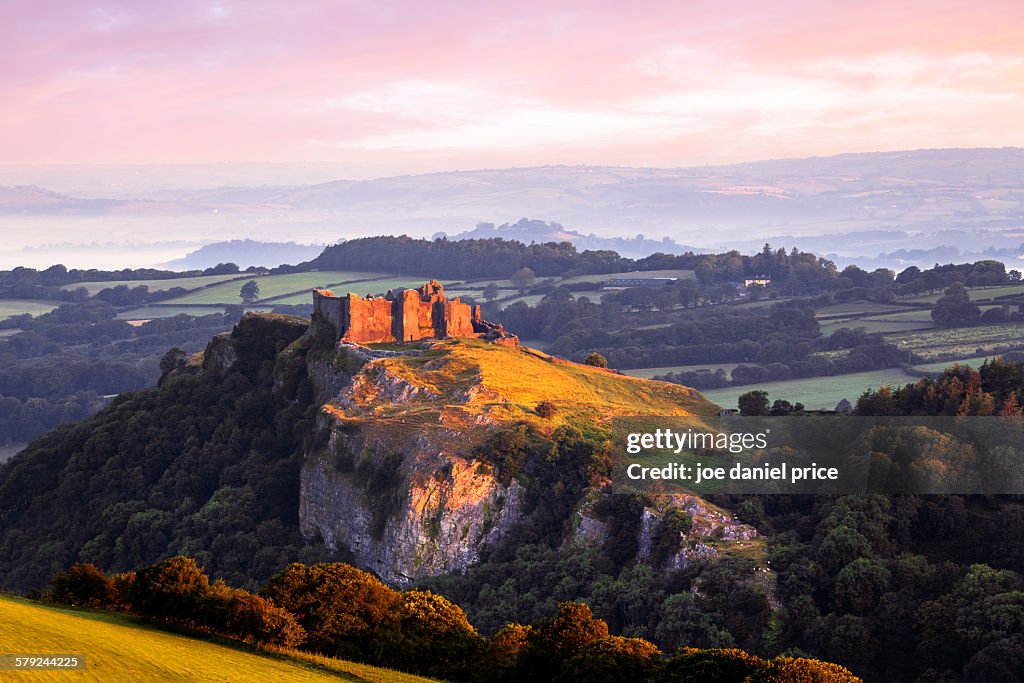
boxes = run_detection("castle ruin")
[313,280,519,348]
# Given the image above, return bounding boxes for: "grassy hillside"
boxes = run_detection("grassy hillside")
[0,299,60,319]
[341,338,720,431]
[0,595,436,683]
[162,272,435,305]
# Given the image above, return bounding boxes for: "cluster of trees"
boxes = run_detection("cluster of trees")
[0,313,322,591]
[656,340,908,390]
[44,557,859,682]
[0,300,234,444]
[0,262,249,302]
[720,494,1024,682]
[542,302,823,369]
[854,358,1024,416]
[298,236,608,279]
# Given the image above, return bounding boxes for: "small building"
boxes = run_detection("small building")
[743,276,771,288]
[602,277,678,290]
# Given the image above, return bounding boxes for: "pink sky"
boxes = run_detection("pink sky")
[2,0,1023,175]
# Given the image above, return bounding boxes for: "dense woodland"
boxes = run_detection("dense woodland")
[2,309,1024,680]
[42,557,859,682]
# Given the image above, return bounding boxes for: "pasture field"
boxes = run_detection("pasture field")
[116,305,232,320]
[61,273,248,296]
[912,356,993,373]
[0,299,60,319]
[815,302,918,317]
[699,368,921,411]
[163,271,398,305]
[0,595,437,683]
[624,363,742,380]
[904,283,1024,304]
[885,323,1024,360]
[821,318,933,335]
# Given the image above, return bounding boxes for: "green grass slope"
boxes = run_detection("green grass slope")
[0,595,436,683]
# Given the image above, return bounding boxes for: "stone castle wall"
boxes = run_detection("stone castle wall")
[313,280,517,347]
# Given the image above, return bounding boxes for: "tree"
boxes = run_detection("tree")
[931,282,981,328]
[159,347,187,376]
[585,353,608,368]
[747,656,862,682]
[261,562,398,661]
[658,647,764,683]
[511,267,536,294]
[47,563,117,609]
[738,390,770,416]
[127,556,211,621]
[482,283,501,301]
[380,590,482,680]
[239,280,260,304]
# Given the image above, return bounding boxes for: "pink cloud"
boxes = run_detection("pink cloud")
[1,0,1022,171]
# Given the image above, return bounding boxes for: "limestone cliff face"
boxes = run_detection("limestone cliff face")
[294,334,723,586]
[297,343,523,585]
[572,493,760,572]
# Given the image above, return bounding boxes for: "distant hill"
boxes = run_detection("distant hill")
[165,239,327,270]
[0,594,437,682]
[3,147,1023,271]
[438,217,703,258]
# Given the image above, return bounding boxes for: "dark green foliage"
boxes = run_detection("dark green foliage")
[475,424,531,484]
[0,314,331,593]
[536,401,557,418]
[657,647,764,683]
[239,280,260,304]
[651,507,692,568]
[46,562,118,609]
[738,390,770,416]
[584,352,608,368]
[382,590,484,681]
[127,556,210,621]
[558,634,660,682]
[931,282,982,327]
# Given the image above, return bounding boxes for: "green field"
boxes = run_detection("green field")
[820,317,933,335]
[163,272,454,306]
[624,363,742,380]
[699,368,922,411]
[816,302,917,317]
[0,299,61,319]
[61,273,248,296]
[912,356,992,373]
[885,323,1024,360]
[904,283,1024,304]
[0,595,436,683]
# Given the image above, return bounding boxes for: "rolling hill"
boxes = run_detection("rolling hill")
[0,594,436,682]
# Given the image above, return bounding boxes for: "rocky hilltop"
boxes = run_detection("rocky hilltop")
[0,312,760,594]
[294,315,757,584]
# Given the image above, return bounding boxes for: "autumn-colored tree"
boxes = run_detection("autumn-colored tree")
[478,623,532,682]
[382,590,482,680]
[198,578,305,647]
[584,352,608,368]
[127,556,210,622]
[656,647,764,683]
[518,602,610,678]
[261,562,398,661]
[47,563,117,609]
[746,656,862,682]
[559,635,661,682]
